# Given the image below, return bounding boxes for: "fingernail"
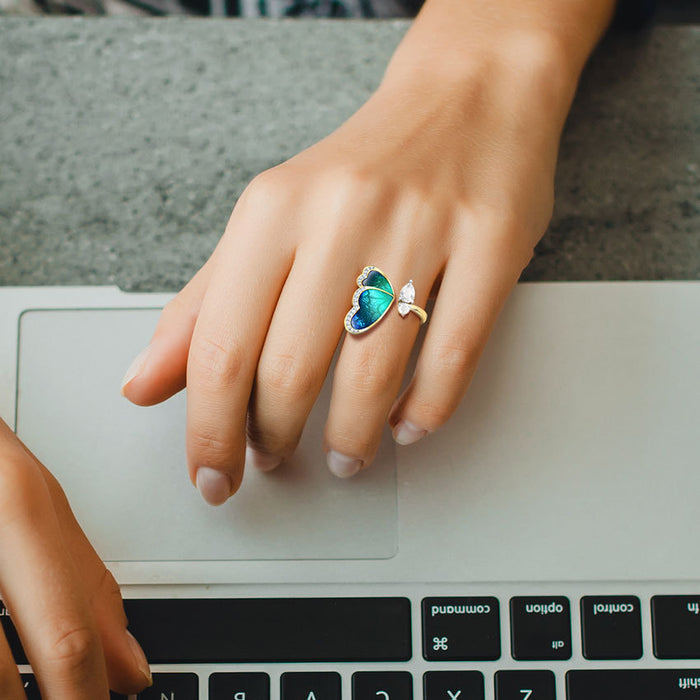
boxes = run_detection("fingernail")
[392,419,427,446]
[246,446,281,472]
[125,630,152,687]
[196,467,233,506]
[120,345,151,394]
[326,450,362,479]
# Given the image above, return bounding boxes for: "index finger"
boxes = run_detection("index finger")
[185,192,294,505]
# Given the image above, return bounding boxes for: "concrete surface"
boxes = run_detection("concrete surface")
[0,19,698,290]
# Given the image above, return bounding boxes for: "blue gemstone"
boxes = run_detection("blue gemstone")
[351,288,393,331]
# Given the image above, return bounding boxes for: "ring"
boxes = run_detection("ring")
[344,265,428,335]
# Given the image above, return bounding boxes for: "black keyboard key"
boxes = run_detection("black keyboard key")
[580,595,642,659]
[510,597,571,660]
[124,598,411,662]
[422,597,500,660]
[19,674,127,700]
[138,673,198,699]
[353,672,412,700]
[495,671,555,700]
[281,672,341,700]
[652,595,700,658]
[566,669,700,698]
[1,601,27,663]
[210,672,270,700]
[423,671,484,700]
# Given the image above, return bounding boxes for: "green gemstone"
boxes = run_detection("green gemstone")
[364,270,393,295]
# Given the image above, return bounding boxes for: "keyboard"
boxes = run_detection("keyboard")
[5,584,700,699]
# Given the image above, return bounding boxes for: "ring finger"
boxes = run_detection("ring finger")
[324,256,441,476]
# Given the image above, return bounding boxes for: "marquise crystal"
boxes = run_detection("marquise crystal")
[397,280,415,317]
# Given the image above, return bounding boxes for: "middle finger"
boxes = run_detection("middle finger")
[246,245,353,471]
[324,256,440,476]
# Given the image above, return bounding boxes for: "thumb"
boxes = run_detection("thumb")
[121,262,213,407]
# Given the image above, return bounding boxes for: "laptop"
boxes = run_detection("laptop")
[0,282,698,699]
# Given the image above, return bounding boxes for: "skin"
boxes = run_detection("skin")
[3,1,618,693]
[122,0,617,506]
[0,421,152,698]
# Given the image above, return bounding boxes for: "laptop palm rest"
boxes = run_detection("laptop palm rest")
[15,308,398,562]
[12,284,700,582]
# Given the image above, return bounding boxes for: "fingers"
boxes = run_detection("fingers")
[0,422,110,700]
[185,192,295,504]
[246,251,351,472]
[0,627,26,700]
[35,465,152,695]
[1,422,151,696]
[389,230,530,444]
[121,262,213,406]
[324,260,438,476]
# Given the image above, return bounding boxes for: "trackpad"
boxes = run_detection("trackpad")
[16,309,398,562]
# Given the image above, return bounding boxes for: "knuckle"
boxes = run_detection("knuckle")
[238,167,289,213]
[316,164,391,221]
[343,346,396,398]
[434,334,480,380]
[189,336,246,388]
[159,293,191,326]
[329,163,375,194]
[468,204,546,271]
[189,427,237,465]
[258,351,322,404]
[411,397,455,431]
[45,624,100,676]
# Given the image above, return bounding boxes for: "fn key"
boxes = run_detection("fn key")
[652,595,700,658]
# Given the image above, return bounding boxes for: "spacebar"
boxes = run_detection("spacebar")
[567,669,700,698]
[123,597,412,663]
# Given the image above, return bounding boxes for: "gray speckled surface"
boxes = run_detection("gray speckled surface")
[0,18,698,290]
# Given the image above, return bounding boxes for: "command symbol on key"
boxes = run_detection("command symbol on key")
[433,637,448,650]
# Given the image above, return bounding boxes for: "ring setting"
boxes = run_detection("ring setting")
[344,265,428,335]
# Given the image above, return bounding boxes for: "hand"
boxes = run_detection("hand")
[0,420,151,698]
[121,0,614,505]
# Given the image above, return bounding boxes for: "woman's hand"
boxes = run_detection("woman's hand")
[121,0,615,505]
[0,420,151,698]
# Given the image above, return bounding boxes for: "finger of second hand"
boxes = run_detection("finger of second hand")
[324,263,436,477]
[0,430,110,699]
[35,465,152,694]
[10,427,151,694]
[0,626,27,700]
[186,223,293,505]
